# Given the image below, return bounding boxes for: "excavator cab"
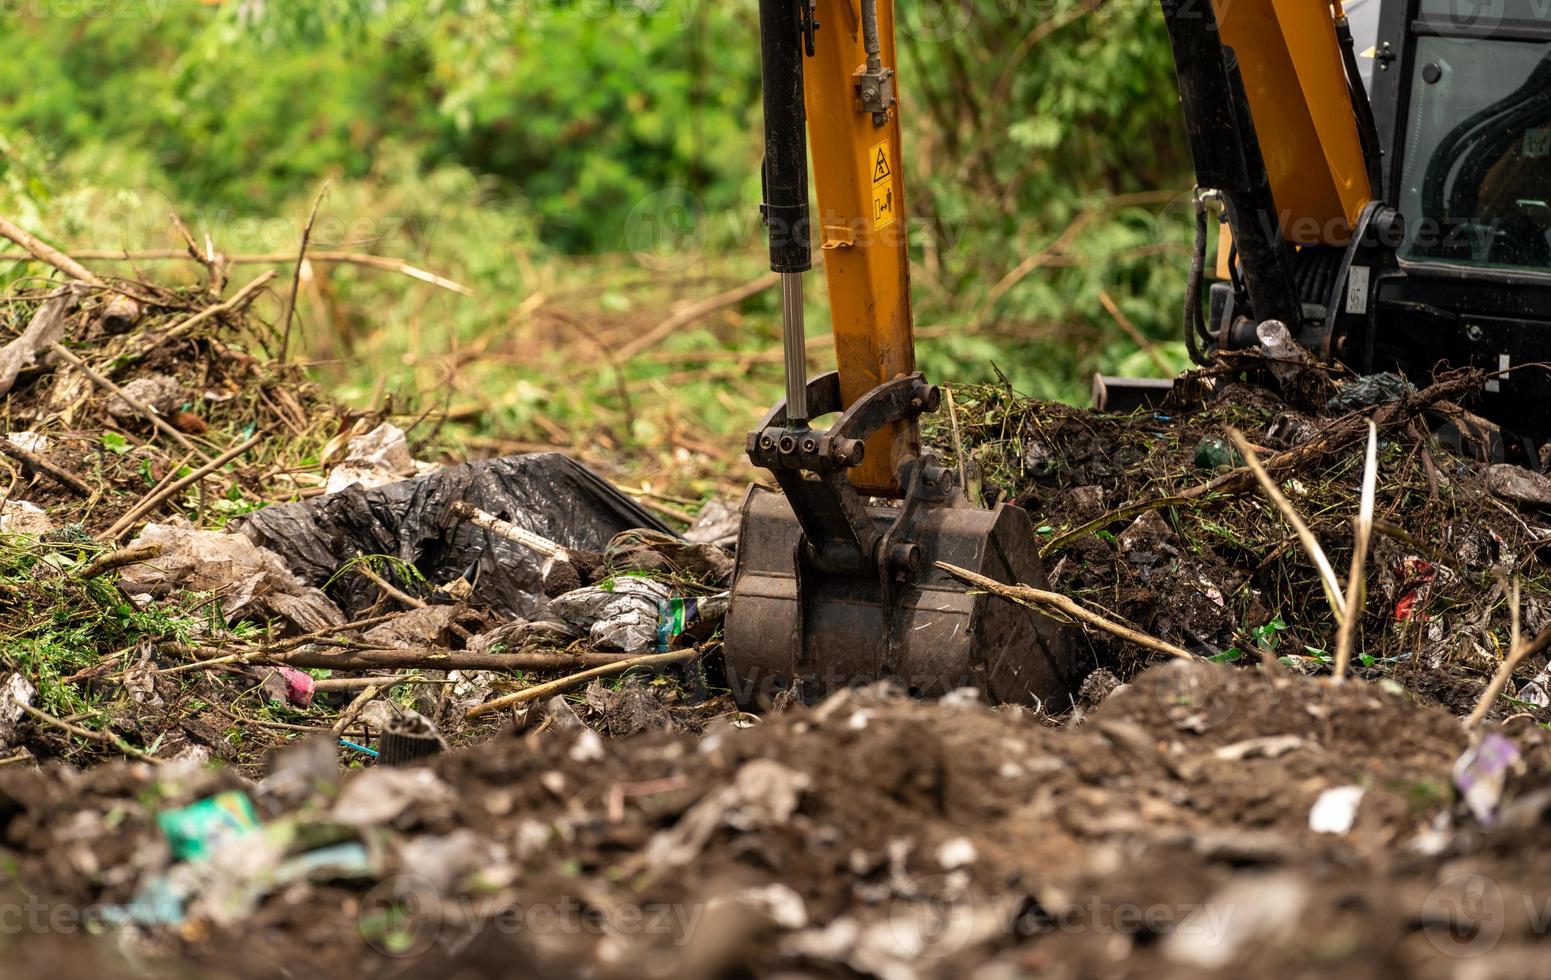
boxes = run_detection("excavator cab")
[1162,0,1551,450]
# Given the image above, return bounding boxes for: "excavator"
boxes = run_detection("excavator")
[724,0,1551,708]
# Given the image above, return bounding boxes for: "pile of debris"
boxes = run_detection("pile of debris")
[0,254,736,774]
[3,660,1549,978]
[937,367,1551,720]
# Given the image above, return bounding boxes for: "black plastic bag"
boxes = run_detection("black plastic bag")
[234,453,669,619]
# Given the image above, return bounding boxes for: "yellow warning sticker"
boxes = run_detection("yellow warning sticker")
[869,141,892,184]
[871,181,897,230]
[869,140,894,229]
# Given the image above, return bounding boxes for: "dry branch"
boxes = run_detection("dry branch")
[938,562,1198,662]
[75,543,163,580]
[47,342,215,464]
[273,648,643,673]
[0,287,75,397]
[1331,422,1379,683]
[466,648,704,719]
[61,248,472,294]
[0,437,92,497]
[98,428,267,540]
[612,271,782,362]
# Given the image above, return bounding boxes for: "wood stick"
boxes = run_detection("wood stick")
[0,287,75,397]
[937,562,1198,662]
[98,428,267,540]
[0,437,92,497]
[1226,427,1346,621]
[47,342,215,464]
[75,543,163,580]
[330,683,381,736]
[450,500,570,559]
[59,248,472,295]
[612,271,782,363]
[466,648,703,720]
[1099,290,1171,376]
[0,215,104,285]
[1332,422,1379,684]
[280,184,328,365]
[273,648,638,672]
[17,703,159,763]
[313,675,443,690]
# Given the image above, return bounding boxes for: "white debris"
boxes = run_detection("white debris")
[716,883,808,930]
[569,728,606,763]
[332,767,456,827]
[0,499,53,537]
[4,431,48,453]
[936,837,978,870]
[1308,785,1365,834]
[325,422,423,494]
[1213,735,1307,761]
[1163,873,1309,968]
[548,577,673,652]
[0,673,36,746]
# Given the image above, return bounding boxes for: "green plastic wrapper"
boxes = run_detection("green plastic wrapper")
[156,791,261,861]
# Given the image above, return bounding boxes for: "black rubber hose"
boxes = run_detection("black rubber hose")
[1185,191,1210,366]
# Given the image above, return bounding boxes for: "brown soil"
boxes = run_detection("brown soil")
[2,661,1548,979]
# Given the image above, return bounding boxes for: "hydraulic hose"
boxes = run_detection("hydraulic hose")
[1185,189,1211,366]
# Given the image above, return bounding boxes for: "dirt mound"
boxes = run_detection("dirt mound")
[1,661,1546,979]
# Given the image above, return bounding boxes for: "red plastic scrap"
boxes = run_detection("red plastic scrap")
[1393,556,1437,622]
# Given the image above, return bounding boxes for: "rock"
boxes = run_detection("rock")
[1486,464,1551,508]
[332,767,456,827]
[0,672,36,747]
[1116,510,1178,566]
[1162,873,1309,968]
[0,499,53,537]
[106,373,181,418]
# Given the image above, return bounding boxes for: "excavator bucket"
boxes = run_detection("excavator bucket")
[725,1,1074,708]
[725,487,1076,708]
[722,372,1077,710]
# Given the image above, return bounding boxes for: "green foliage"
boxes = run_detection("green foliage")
[0,538,206,718]
[0,0,1194,452]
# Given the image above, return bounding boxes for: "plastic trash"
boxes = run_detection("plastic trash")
[235,453,670,619]
[157,792,262,862]
[121,520,345,633]
[549,576,673,652]
[324,422,422,494]
[1309,785,1365,834]
[260,667,316,708]
[1327,372,1414,412]
[1454,733,1521,826]
[656,592,732,651]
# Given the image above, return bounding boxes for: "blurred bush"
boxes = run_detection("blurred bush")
[0,0,1197,435]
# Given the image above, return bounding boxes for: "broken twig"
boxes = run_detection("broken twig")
[938,562,1198,662]
[466,648,704,720]
[0,437,92,497]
